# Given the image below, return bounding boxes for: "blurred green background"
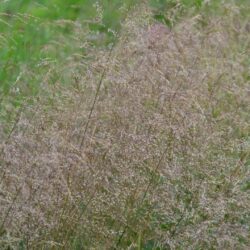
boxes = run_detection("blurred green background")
[0,0,136,98]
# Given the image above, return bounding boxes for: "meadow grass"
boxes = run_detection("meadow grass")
[0,0,138,140]
[0,0,250,249]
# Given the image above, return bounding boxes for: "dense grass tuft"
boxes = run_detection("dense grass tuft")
[0,0,250,249]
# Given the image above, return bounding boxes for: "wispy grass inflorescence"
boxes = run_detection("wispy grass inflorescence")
[0,1,249,249]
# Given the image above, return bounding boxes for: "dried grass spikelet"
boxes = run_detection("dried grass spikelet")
[0,1,249,249]
[146,23,171,49]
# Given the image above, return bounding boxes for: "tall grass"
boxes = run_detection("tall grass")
[0,0,250,249]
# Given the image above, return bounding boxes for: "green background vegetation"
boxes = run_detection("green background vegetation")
[0,0,231,100]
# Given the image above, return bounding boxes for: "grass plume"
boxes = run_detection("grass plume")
[0,1,249,249]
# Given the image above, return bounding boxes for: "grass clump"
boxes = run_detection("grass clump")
[0,0,250,249]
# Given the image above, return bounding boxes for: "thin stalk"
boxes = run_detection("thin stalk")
[79,44,114,150]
